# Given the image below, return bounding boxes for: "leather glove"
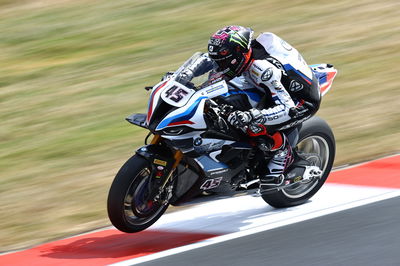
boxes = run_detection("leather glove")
[161,71,174,81]
[227,110,252,129]
[227,109,266,130]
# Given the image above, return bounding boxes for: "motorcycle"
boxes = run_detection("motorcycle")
[107,52,338,233]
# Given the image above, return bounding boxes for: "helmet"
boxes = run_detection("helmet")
[208,25,254,79]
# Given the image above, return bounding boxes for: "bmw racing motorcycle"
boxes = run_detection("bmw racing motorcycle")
[107,52,338,233]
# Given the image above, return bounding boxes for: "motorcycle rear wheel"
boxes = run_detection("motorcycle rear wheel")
[107,155,170,233]
[262,116,335,208]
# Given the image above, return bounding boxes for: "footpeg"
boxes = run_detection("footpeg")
[259,166,323,194]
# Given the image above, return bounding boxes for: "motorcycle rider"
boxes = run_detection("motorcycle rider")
[206,25,321,192]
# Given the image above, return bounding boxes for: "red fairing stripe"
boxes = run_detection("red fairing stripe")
[320,71,337,95]
[147,81,168,124]
[168,120,195,126]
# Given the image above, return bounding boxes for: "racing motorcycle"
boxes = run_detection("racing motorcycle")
[107,52,338,233]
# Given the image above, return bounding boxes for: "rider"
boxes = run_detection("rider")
[207,25,321,192]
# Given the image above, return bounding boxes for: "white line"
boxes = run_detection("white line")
[332,152,399,171]
[109,190,400,266]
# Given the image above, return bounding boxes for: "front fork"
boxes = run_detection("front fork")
[148,134,183,199]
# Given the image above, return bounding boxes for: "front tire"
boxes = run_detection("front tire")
[262,116,335,208]
[107,155,170,232]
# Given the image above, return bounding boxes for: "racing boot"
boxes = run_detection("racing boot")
[260,132,294,192]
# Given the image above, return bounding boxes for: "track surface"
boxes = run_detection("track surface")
[1,154,399,266]
[138,196,400,266]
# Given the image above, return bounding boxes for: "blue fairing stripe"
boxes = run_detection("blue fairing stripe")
[156,96,207,130]
[313,71,327,84]
[283,64,312,84]
[221,89,262,102]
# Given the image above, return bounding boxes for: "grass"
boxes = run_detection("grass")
[0,0,399,252]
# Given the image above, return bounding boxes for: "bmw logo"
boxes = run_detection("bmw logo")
[194,137,203,146]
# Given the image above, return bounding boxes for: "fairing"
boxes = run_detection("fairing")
[145,52,228,133]
[310,64,338,96]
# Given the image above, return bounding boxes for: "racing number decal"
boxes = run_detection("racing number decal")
[200,177,223,190]
[165,85,189,103]
[160,82,194,107]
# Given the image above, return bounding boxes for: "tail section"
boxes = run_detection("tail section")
[310,64,338,96]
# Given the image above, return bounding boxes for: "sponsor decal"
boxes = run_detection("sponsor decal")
[253,63,263,71]
[266,115,280,121]
[206,84,224,94]
[209,38,222,46]
[293,176,303,182]
[229,31,249,49]
[153,159,167,166]
[289,80,304,92]
[271,80,283,90]
[280,115,311,130]
[210,169,229,176]
[261,67,273,81]
[280,39,293,51]
[194,140,225,153]
[251,69,260,77]
[266,57,284,71]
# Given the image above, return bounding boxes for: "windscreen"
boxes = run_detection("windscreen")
[173,52,216,89]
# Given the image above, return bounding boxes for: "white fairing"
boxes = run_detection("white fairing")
[256,32,313,81]
[160,81,196,107]
[155,80,229,131]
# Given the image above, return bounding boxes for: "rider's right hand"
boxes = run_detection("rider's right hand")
[161,71,174,81]
[227,110,253,129]
[227,108,266,129]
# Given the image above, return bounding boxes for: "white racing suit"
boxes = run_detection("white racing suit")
[227,33,321,190]
[180,33,321,190]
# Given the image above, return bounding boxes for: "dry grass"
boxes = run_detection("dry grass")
[0,0,399,252]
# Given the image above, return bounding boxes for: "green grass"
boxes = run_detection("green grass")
[1,0,399,251]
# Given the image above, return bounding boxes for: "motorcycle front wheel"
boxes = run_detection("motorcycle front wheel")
[107,155,170,233]
[262,116,335,208]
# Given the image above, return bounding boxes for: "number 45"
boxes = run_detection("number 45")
[165,85,188,103]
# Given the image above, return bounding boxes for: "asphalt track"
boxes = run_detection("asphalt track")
[1,154,399,266]
[138,196,400,266]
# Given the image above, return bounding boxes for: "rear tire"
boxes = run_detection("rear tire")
[107,155,169,232]
[262,116,335,208]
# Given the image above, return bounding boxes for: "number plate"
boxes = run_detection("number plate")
[160,81,195,107]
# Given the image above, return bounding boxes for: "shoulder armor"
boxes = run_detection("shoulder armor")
[248,60,282,88]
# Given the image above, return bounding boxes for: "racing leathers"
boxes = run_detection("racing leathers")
[225,33,321,190]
